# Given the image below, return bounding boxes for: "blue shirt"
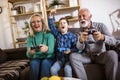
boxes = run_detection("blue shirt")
[48,17,77,53]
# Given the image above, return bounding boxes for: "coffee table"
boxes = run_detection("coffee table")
[41,76,81,80]
[62,77,81,80]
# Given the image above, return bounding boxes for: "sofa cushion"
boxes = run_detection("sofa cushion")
[84,64,106,80]
[0,59,29,80]
[0,67,20,80]
[106,41,120,58]
[0,48,7,64]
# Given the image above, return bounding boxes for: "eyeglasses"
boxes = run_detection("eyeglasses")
[31,20,41,24]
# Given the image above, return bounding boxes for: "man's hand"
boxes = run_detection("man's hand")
[93,31,105,41]
[50,9,56,18]
[79,32,88,43]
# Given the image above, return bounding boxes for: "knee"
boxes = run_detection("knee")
[107,50,118,62]
[50,66,57,74]
[30,59,39,65]
[64,65,72,73]
[107,50,118,58]
[69,53,77,60]
[41,59,53,69]
[42,59,52,65]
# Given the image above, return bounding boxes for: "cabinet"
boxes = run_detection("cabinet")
[46,0,81,28]
[7,0,47,48]
[7,0,81,48]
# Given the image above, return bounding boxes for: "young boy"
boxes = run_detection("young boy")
[48,9,78,77]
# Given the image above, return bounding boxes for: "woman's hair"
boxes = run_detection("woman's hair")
[29,13,49,37]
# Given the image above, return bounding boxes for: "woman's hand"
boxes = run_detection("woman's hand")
[29,48,35,55]
[39,44,49,53]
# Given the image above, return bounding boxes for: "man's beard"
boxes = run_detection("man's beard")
[80,20,89,28]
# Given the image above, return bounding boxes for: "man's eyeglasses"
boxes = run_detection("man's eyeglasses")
[31,20,41,24]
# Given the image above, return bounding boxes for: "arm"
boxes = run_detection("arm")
[45,33,55,56]
[95,23,117,46]
[70,34,78,52]
[76,36,86,51]
[48,16,59,37]
[48,9,58,36]
[26,37,34,58]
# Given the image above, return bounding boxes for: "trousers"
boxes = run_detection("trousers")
[70,50,118,80]
[29,58,54,80]
[51,60,72,77]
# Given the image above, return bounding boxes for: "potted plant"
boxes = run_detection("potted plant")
[49,0,65,9]
[22,21,29,36]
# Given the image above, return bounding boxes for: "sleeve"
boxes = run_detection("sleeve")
[26,37,33,58]
[100,23,117,46]
[48,16,59,37]
[45,33,55,55]
[76,36,85,51]
[70,34,78,52]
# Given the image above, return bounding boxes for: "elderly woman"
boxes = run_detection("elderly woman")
[26,13,55,80]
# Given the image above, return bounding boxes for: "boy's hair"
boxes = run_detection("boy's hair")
[59,17,69,25]
[29,13,49,37]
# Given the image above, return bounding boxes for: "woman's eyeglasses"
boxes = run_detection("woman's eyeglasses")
[31,20,41,24]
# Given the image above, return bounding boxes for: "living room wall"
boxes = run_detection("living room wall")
[0,0,13,49]
[0,0,120,49]
[81,0,120,33]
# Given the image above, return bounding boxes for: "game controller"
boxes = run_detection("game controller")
[57,48,69,52]
[30,44,42,50]
[87,29,97,35]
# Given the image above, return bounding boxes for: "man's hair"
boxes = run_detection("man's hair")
[79,8,91,16]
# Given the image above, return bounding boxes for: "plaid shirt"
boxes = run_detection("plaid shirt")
[48,17,77,52]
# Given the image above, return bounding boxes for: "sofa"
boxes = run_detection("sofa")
[0,28,120,80]
[68,28,120,80]
[0,47,29,80]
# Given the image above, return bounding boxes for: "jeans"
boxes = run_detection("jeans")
[51,60,72,77]
[29,58,54,80]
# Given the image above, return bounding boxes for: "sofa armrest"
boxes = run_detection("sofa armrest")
[106,44,120,53]
[3,47,28,61]
[106,42,120,57]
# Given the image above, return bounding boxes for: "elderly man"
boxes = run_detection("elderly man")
[70,8,118,80]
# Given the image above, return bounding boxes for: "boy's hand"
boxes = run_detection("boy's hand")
[64,49,71,54]
[50,9,56,18]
